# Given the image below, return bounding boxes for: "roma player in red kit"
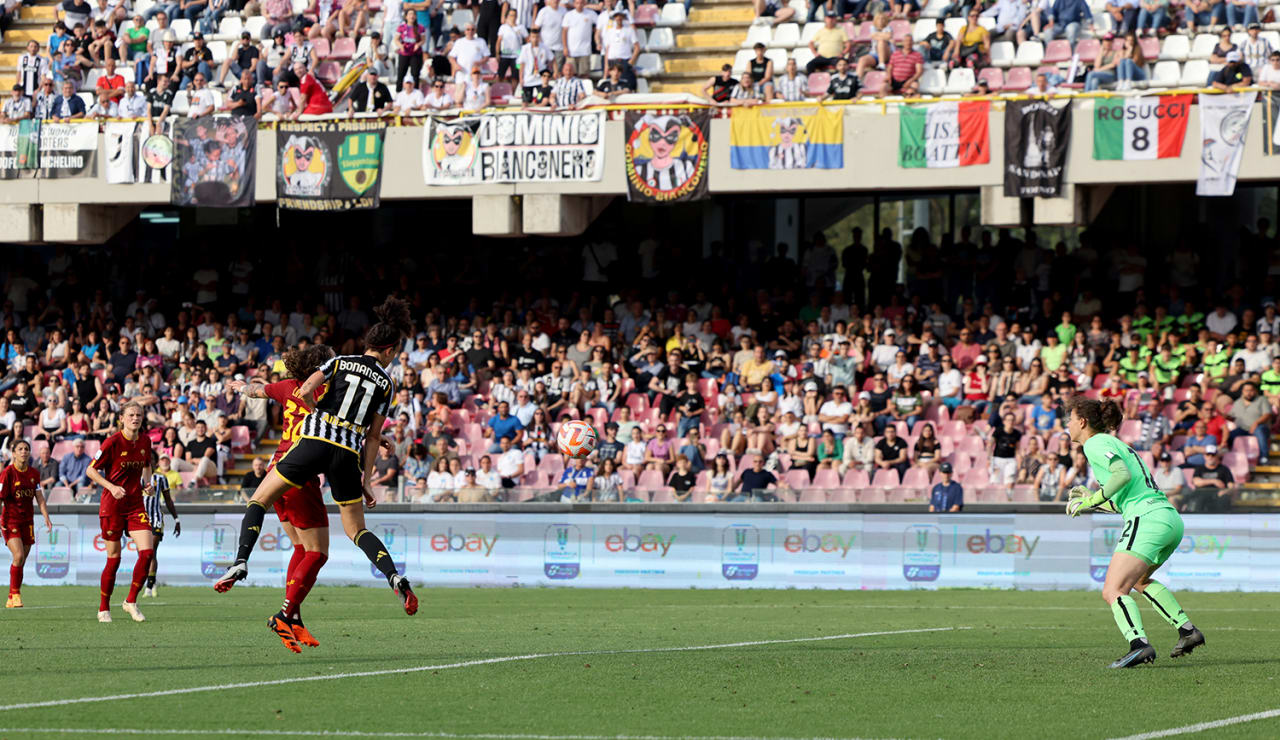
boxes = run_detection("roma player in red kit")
[0,439,53,607]
[86,403,155,623]
[227,345,334,652]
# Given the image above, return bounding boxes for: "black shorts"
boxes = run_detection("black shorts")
[274,437,365,505]
[152,528,164,544]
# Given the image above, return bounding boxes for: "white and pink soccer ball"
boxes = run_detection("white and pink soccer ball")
[556,420,598,459]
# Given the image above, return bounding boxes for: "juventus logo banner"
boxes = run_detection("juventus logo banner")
[1004,99,1071,198]
[624,109,710,203]
[278,120,386,211]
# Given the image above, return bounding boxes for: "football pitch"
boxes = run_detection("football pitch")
[2,587,1279,740]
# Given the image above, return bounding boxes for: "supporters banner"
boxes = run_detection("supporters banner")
[1092,94,1191,160]
[33,122,97,179]
[728,106,842,170]
[35,511,1280,592]
[423,111,604,185]
[170,116,255,207]
[278,120,386,211]
[1004,99,1071,197]
[624,110,710,202]
[1263,91,1280,155]
[105,120,174,184]
[1197,92,1255,197]
[898,100,990,168]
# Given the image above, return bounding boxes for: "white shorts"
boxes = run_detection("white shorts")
[991,456,1017,485]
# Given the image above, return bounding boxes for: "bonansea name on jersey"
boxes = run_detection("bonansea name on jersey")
[299,355,394,454]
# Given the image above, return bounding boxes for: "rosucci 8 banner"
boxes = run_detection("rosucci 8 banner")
[1004,99,1071,198]
[278,120,386,211]
[423,111,604,185]
[624,109,710,203]
[171,116,255,207]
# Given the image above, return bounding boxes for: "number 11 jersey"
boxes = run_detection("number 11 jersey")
[298,354,395,455]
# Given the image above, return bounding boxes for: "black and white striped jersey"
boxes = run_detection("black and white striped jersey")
[143,473,170,530]
[298,354,394,455]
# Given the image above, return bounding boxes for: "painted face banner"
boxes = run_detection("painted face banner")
[278,120,386,211]
[624,109,710,202]
[171,116,255,208]
[730,106,843,170]
[1197,91,1255,197]
[423,111,604,185]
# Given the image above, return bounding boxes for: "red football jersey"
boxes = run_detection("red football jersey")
[91,431,152,516]
[0,464,40,523]
[263,380,326,468]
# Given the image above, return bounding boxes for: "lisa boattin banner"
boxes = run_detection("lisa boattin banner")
[170,116,255,207]
[729,106,843,169]
[1004,99,1071,197]
[0,120,41,180]
[423,111,604,185]
[898,100,990,168]
[105,121,174,184]
[1197,91,1255,197]
[278,120,386,211]
[624,109,711,203]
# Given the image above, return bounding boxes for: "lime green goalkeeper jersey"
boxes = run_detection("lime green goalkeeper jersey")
[1082,433,1172,516]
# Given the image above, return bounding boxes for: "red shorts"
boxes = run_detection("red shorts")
[272,479,328,530]
[99,510,151,541]
[2,521,33,546]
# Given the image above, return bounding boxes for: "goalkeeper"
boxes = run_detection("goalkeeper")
[1063,397,1205,669]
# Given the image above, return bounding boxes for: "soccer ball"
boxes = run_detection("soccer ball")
[557,420,598,459]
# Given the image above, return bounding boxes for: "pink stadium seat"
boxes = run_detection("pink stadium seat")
[806,71,830,97]
[1116,420,1142,445]
[857,488,887,503]
[813,468,840,488]
[312,38,331,59]
[829,487,856,502]
[634,4,659,26]
[901,467,930,488]
[230,424,252,453]
[1232,435,1260,464]
[956,436,985,460]
[330,37,356,61]
[626,394,649,414]
[1011,485,1037,503]
[1002,66,1031,91]
[619,470,636,489]
[784,469,810,489]
[314,62,342,86]
[1139,36,1159,60]
[842,469,870,488]
[851,21,872,43]
[1075,38,1101,64]
[871,469,900,488]
[537,455,564,478]
[1093,373,1111,389]
[860,70,885,96]
[1042,39,1072,63]
[889,19,911,42]
[941,420,966,439]
[1223,452,1249,483]
[798,488,828,503]
[977,67,1004,89]
[651,486,675,503]
[636,469,665,489]
[962,468,989,486]
[46,486,72,504]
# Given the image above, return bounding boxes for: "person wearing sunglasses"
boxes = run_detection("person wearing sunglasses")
[392,74,424,114]
[423,78,455,110]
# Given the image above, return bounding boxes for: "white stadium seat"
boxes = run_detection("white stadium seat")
[217,16,243,40]
[657,4,687,25]
[1189,34,1216,60]
[919,67,945,95]
[170,19,192,41]
[1159,34,1189,61]
[989,40,1015,68]
[912,18,933,42]
[1179,59,1209,87]
[1013,40,1044,66]
[646,28,674,51]
[635,52,663,76]
[742,24,771,48]
[765,47,787,70]
[770,23,800,48]
[791,47,814,70]
[732,49,753,74]
[943,66,975,94]
[799,21,822,46]
[1148,60,1180,88]
[244,16,267,40]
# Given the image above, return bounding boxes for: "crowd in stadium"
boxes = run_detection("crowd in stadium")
[0,225,1272,511]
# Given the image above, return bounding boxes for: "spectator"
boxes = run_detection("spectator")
[1228,382,1270,463]
[422,77,455,109]
[734,454,776,500]
[551,62,587,109]
[50,80,86,120]
[555,456,594,502]
[599,11,638,90]
[494,435,525,491]
[371,443,400,494]
[1212,51,1254,91]
[1152,451,1186,506]
[537,0,567,70]
[238,457,266,502]
[560,0,596,76]
[989,411,1021,484]
[950,9,991,69]
[920,20,954,65]
[1039,0,1092,48]
[667,455,697,502]
[806,12,850,74]
[1258,50,1280,89]
[593,458,623,502]
[1187,445,1234,512]
[883,37,923,96]
[35,445,58,493]
[456,469,492,502]
[755,0,796,23]
[425,456,456,502]
[1,85,31,124]
[929,462,963,512]
[702,63,737,103]
[295,62,334,116]
[874,423,910,479]
[597,61,632,99]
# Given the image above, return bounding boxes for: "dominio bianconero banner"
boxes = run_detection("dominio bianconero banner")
[27,512,1280,592]
[423,110,604,185]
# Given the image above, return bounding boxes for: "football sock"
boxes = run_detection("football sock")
[100,556,122,611]
[126,549,155,603]
[1139,580,1192,630]
[145,554,158,589]
[353,529,397,581]
[235,501,268,564]
[10,564,21,595]
[145,574,156,589]
[281,552,327,622]
[286,544,307,582]
[1111,595,1148,647]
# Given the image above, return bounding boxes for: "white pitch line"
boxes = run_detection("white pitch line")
[8,603,171,611]
[1107,708,1280,740]
[0,626,962,713]
[0,729,912,740]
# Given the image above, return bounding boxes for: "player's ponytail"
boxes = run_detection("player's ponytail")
[365,296,412,352]
[1066,396,1124,434]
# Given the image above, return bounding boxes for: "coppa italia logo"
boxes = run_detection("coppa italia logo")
[902,524,940,581]
[429,527,499,556]
[35,524,71,578]
[1090,525,1120,582]
[965,529,1040,558]
[782,528,855,558]
[371,523,409,579]
[602,527,676,557]
[721,524,758,580]
[544,524,581,579]
[201,523,236,578]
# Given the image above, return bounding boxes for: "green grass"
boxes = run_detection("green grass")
[2,587,1279,739]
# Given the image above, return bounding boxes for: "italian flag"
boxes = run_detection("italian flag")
[898,100,991,168]
[1093,95,1192,160]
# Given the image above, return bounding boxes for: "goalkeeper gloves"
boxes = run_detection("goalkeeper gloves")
[1065,486,1105,517]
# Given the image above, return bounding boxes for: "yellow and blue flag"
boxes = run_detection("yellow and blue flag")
[729,106,843,170]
